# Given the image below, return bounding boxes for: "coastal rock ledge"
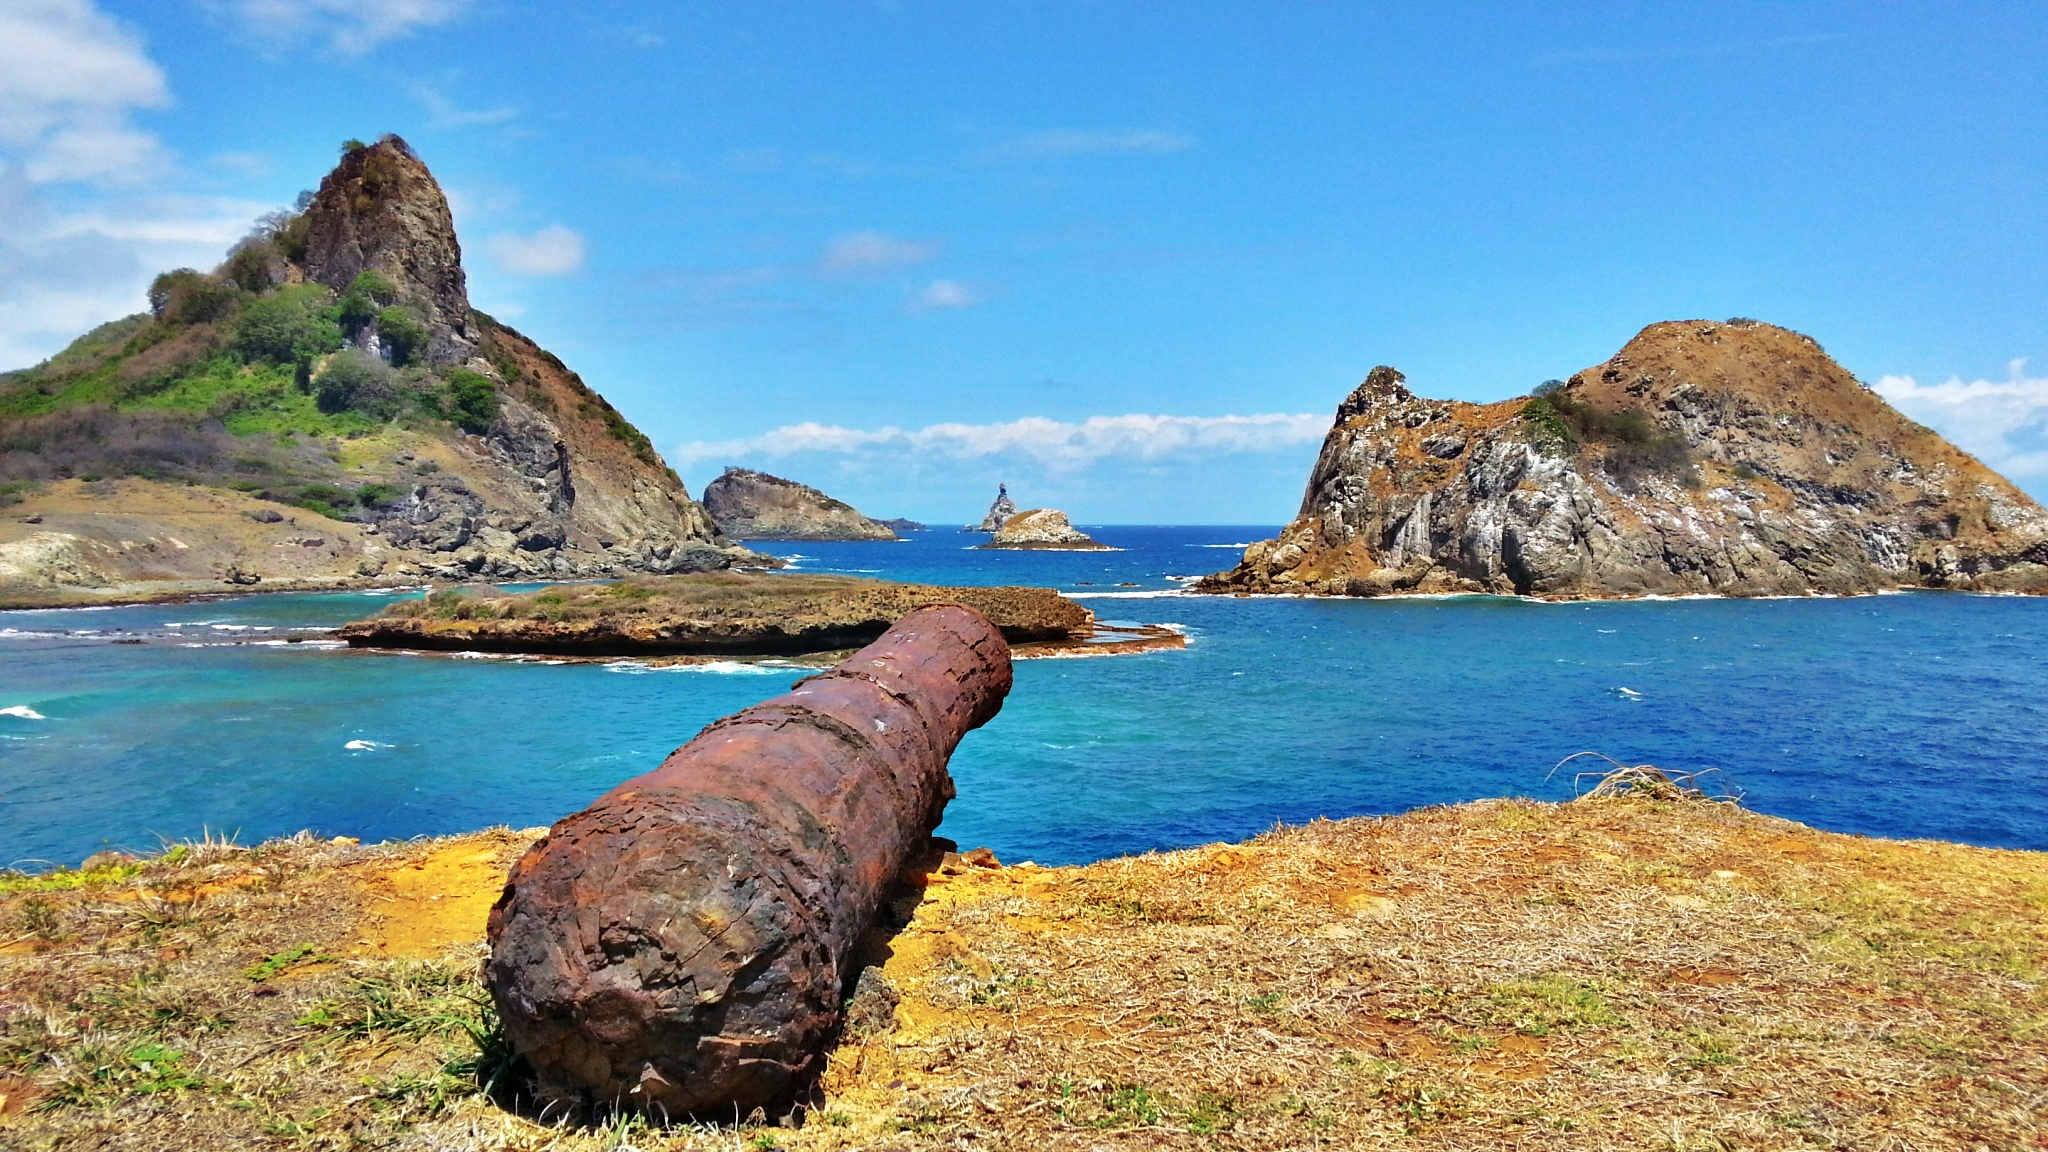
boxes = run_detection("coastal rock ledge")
[1200,320,2048,598]
[982,509,1110,550]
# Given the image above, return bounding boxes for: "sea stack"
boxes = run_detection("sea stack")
[1200,319,2048,598]
[981,509,1110,550]
[969,483,1018,532]
[701,467,897,541]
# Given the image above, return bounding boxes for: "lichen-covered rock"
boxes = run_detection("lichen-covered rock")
[982,508,1110,550]
[702,468,896,541]
[1200,320,2048,599]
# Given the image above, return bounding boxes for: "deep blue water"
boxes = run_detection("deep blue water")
[3,525,2045,869]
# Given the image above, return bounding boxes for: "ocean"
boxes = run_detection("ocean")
[3,525,2045,869]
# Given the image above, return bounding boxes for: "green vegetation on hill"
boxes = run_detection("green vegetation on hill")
[0,206,516,518]
[1520,379,1698,490]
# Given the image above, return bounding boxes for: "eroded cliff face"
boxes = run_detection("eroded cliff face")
[1201,321,2048,599]
[701,468,896,541]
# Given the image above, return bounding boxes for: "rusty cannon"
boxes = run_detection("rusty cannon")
[484,604,1011,1117]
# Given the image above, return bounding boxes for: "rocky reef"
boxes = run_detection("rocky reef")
[337,572,1097,656]
[981,509,1111,550]
[1201,320,2048,598]
[0,136,767,607]
[701,467,897,541]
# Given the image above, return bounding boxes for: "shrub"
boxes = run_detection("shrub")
[313,349,398,418]
[1519,385,1697,490]
[234,287,343,365]
[220,239,282,293]
[439,370,500,433]
[147,270,237,326]
[375,306,428,366]
[354,483,404,508]
[337,271,398,336]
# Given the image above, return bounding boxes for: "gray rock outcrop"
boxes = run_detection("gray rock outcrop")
[969,484,1018,532]
[1200,320,2048,599]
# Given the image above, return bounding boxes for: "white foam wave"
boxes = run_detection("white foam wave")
[604,659,802,676]
[1064,589,1193,599]
[343,739,394,751]
[1188,542,1259,548]
[1,705,47,720]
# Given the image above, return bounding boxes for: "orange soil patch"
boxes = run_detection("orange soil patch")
[347,836,527,959]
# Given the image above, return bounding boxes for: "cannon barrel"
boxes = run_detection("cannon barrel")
[484,605,1012,1116]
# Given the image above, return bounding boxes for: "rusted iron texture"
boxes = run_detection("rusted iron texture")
[484,604,1012,1117]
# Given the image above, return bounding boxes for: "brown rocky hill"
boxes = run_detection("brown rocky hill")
[701,467,896,541]
[0,136,762,606]
[1202,320,2048,598]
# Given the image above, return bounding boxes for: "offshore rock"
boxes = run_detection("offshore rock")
[981,508,1110,550]
[969,483,1018,532]
[1200,320,2048,598]
[701,468,896,541]
[485,605,1012,1116]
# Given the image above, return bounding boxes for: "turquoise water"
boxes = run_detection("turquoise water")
[3,526,2045,869]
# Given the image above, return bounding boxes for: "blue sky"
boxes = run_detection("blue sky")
[4,1,2045,522]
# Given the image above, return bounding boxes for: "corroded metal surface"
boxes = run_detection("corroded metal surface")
[484,605,1012,1116]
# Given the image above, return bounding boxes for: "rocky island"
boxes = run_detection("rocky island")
[336,571,1181,658]
[0,136,766,609]
[701,467,898,541]
[1202,319,2048,598]
[980,508,1112,550]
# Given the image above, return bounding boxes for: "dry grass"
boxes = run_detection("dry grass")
[3,794,2043,1149]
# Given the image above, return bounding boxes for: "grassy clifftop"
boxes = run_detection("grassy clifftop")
[1,789,2041,1149]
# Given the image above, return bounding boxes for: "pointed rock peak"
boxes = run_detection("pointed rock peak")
[299,134,473,362]
[1334,365,1412,422]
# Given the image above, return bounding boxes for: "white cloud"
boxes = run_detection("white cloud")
[982,128,1195,162]
[415,85,516,129]
[817,230,943,276]
[676,413,1327,471]
[909,279,981,312]
[209,0,471,55]
[1875,361,2048,481]
[0,0,170,185]
[485,224,587,277]
[0,1,274,370]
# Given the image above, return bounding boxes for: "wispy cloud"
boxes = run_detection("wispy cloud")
[909,279,981,312]
[0,1,273,369]
[208,0,472,56]
[415,85,515,129]
[817,230,943,276]
[676,413,1327,472]
[1875,361,2048,482]
[981,128,1195,162]
[0,0,170,185]
[485,224,586,277]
